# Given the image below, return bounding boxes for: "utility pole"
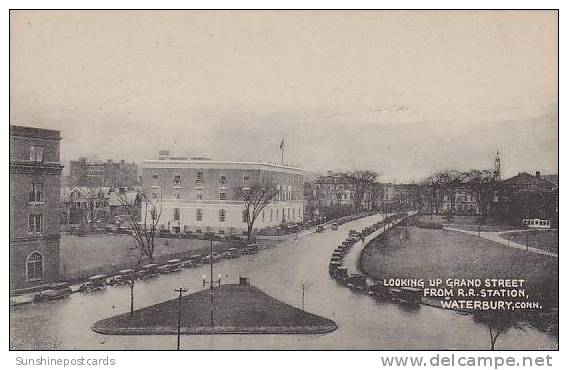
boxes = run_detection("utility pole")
[301,284,305,311]
[174,287,187,351]
[210,236,214,328]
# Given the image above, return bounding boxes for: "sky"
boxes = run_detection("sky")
[10,10,558,182]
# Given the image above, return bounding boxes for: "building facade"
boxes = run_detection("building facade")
[69,157,138,189]
[141,158,304,236]
[10,125,63,293]
[492,171,557,226]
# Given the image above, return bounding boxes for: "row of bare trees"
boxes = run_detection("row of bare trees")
[422,169,495,220]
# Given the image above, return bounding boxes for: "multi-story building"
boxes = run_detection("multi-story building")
[141,156,304,236]
[10,125,63,293]
[69,157,138,188]
[492,171,557,226]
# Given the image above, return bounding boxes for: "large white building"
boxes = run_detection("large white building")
[141,155,304,236]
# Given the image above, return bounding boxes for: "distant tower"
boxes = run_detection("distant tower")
[492,150,501,181]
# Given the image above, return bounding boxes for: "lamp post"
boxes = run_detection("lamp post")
[201,236,222,328]
[174,287,187,350]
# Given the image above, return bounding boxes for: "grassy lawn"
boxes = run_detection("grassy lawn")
[93,284,336,334]
[359,225,558,309]
[60,233,252,281]
[419,215,517,232]
[501,230,559,254]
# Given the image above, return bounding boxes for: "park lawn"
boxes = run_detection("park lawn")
[501,230,559,255]
[359,225,558,308]
[60,234,252,281]
[92,284,337,335]
[419,215,517,232]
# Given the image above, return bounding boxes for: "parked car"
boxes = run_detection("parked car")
[242,244,260,255]
[79,275,107,293]
[316,225,325,233]
[331,223,339,231]
[346,274,368,290]
[368,281,390,297]
[138,264,159,279]
[33,282,72,302]
[225,248,241,258]
[391,287,423,305]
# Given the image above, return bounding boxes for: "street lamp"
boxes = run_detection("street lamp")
[200,235,223,328]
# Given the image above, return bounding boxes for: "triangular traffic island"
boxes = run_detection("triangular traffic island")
[92,284,337,335]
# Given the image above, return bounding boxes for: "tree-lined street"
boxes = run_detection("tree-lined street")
[10,214,556,350]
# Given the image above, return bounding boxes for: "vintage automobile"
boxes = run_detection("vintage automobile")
[159,259,182,274]
[346,274,368,290]
[333,267,349,281]
[138,264,159,279]
[328,260,342,273]
[316,225,325,233]
[79,275,107,293]
[391,287,423,305]
[368,280,390,297]
[241,244,260,255]
[108,269,135,286]
[330,255,343,263]
[224,248,241,259]
[332,251,343,258]
[330,223,339,231]
[33,282,72,302]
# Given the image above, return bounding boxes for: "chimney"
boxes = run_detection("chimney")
[536,171,541,179]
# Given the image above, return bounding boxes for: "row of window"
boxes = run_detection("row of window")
[153,172,301,185]
[154,187,300,202]
[171,207,302,223]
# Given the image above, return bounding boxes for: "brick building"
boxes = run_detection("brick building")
[69,157,138,188]
[10,125,63,293]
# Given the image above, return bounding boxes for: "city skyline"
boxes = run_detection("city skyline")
[10,10,558,182]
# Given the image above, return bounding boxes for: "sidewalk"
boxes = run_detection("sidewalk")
[445,227,558,258]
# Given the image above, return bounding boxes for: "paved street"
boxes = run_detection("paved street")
[10,214,557,350]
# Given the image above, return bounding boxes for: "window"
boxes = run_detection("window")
[219,175,227,185]
[151,192,158,199]
[152,174,159,179]
[173,208,180,221]
[242,210,248,223]
[196,171,204,184]
[28,183,44,203]
[174,174,181,185]
[196,192,203,200]
[219,190,227,200]
[26,252,43,281]
[219,209,226,222]
[243,173,250,181]
[175,193,181,199]
[196,208,202,221]
[28,214,43,234]
[29,146,44,162]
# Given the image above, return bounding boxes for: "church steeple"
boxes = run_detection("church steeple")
[493,150,501,181]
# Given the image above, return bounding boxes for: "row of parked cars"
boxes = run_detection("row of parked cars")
[77,244,263,293]
[32,244,262,302]
[328,215,422,306]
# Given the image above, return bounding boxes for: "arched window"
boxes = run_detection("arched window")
[26,252,43,281]
[219,209,226,222]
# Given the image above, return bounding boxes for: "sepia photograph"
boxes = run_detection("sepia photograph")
[8,9,558,352]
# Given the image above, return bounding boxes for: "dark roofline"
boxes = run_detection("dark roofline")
[10,125,61,141]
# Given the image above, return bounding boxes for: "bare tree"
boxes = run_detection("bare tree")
[345,170,379,212]
[475,312,517,350]
[116,190,162,317]
[463,169,495,235]
[237,182,279,241]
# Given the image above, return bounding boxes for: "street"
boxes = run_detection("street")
[10,214,557,350]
